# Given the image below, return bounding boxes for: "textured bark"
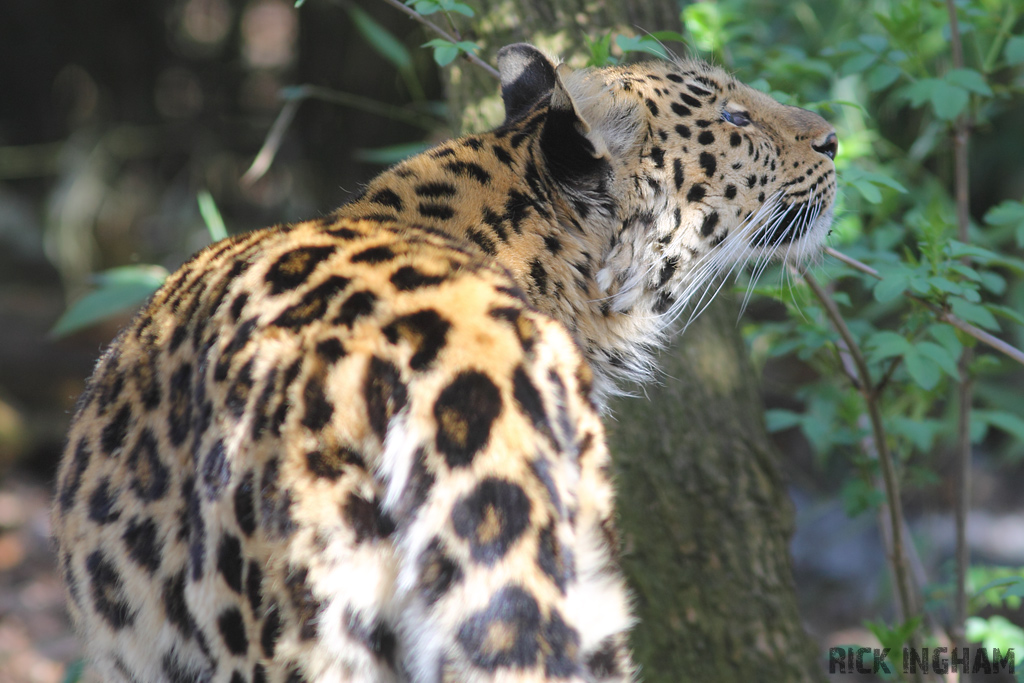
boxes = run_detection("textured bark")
[439,2,823,680]
[607,301,821,682]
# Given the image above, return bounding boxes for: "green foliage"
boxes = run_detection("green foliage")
[697,0,1024,651]
[406,0,474,18]
[421,38,480,66]
[61,659,85,683]
[347,4,427,100]
[51,190,228,336]
[864,616,924,675]
[581,30,695,66]
[972,568,1024,610]
[348,5,414,72]
[353,141,433,164]
[197,190,228,243]
[50,266,169,338]
[736,0,1024,463]
[966,616,1024,656]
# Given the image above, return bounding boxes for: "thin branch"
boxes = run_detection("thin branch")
[875,356,904,395]
[824,246,881,277]
[798,268,922,676]
[825,247,1024,367]
[945,0,972,651]
[241,99,301,188]
[377,0,501,79]
[241,85,441,187]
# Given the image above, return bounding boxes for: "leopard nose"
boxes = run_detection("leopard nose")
[812,131,838,160]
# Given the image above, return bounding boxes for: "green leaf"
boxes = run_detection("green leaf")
[916,341,960,379]
[904,78,940,107]
[867,64,901,91]
[931,82,969,120]
[842,478,884,516]
[985,200,1024,227]
[421,39,476,66]
[1003,579,1024,598]
[852,178,882,203]
[584,33,617,67]
[926,276,965,296]
[1005,35,1024,65]
[432,45,459,66]
[964,615,1024,654]
[411,0,442,15]
[928,323,963,358]
[888,416,942,451]
[844,168,907,204]
[866,330,912,362]
[437,0,474,17]
[353,141,432,164]
[858,34,888,53]
[976,410,1024,442]
[347,4,413,72]
[978,271,1007,295]
[50,266,169,338]
[873,274,908,303]
[950,297,1000,331]
[903,348,941,390]
[841,52,877,76]
[970,416,988,443]
[764,409,802,432]
[966,616,988,641]
[646,30,688,44]
[196,190,228,242]
[948,263,981,282]
[615,35,670,59]
[62,659,86,683]
[908,275,931,294]
[974,576,1024,598]
[904,78,969,120]
[989,303,1024,326]
[948,240,1024,273]
[945,68,992,96]
[682,2,727,52]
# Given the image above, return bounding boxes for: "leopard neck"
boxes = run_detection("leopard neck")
[337,123,670,398]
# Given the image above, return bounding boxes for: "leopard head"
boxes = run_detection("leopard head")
[497,44,837,327]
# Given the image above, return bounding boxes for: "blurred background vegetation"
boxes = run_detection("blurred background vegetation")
[1,0,1023,681]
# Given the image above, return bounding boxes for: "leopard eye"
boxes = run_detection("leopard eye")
[722,109,751,127]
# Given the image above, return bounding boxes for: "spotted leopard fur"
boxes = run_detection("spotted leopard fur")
[53,44,836,683]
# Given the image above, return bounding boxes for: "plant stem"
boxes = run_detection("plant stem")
[983,5,1018,73]
[945,0,972,650]
[799,269,922,680]
[377,0,501,79]
[241,85,442,186]
[824,247,1024,367]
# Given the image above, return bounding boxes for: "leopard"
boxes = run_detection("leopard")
[52,43,837,683]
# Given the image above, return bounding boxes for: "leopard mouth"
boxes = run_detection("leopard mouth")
[750,198,829,248]
[749,189,835,253]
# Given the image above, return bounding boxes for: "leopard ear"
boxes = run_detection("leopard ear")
[539,63,611,183]
[498,44,610,184]
[497,43,557,123]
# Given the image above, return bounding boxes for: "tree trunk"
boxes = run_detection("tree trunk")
[608,301,821,682]
[439,3,823,681]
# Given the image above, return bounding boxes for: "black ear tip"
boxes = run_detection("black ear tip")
[497,43,557,123]
[496,43,538,61]
[497,43,554,87]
